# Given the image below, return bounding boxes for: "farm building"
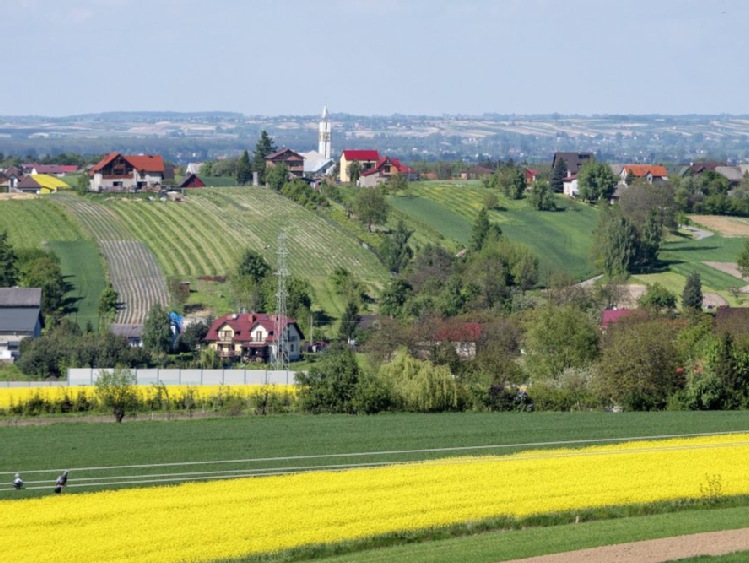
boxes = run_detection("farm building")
[90,153,165,192]
[205,312,304,364]
[178,174,205,188]
[13,174,71,194]
[338,149,380,183]
[266,148,305,179]
[0,288,42,362]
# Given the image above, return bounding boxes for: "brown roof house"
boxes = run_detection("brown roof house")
[265,148,305,179]
[552,152,594,177]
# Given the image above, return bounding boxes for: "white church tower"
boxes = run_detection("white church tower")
[318,106,332,160]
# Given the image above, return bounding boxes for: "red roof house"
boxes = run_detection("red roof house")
[90,153,166,192]
[339,150,381,183]
[205,312,304,363]
[359,156,419,187]
[621,164,668,183]
[600,308,633,331]
[177,174,205,188]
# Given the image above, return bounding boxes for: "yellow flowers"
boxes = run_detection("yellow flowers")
[0,384,296,410]
[3,433,749,562]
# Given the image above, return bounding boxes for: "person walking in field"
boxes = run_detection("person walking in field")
[12,473,23,490]
[54,470,68,494]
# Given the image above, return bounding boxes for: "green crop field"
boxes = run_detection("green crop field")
[392,182,599,280]
[47,240,107,328]
[3,411,748,500]
[0,197,87,248]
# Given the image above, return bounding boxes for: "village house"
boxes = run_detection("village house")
[90,152,165,192]
[552,152,594,177]
[620,164,668,184]
[0,288,42,362]
[265,148,305,179]
[358,156,420,187]
[205,312,304,364]
[563,174,579,197]
[21,163,79,176]
[13,174,71,194]
[338,149,380,183]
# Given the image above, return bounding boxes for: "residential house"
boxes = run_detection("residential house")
[205,312,304,363]
[265,148,304,179]
[551,152,594,177]
[525,168,539,186]
[715,166,744,186]
[680,162,722,176]
[563,174,579,197]
[90,153,165,192]
[431,320,482,360]
[110,324,144,348]
[0,288,42,362]
[462,165,494,180]
[177,174,205,188]
[13,174,71,194]
[339,149,380,183]
[21,163,79,176]
[620,164,668,184]
[358,156,419,187]
[1,167,21,190]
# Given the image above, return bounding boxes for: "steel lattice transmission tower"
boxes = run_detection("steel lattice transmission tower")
[274,231,290,377]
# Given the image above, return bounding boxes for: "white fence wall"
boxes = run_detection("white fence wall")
[64,369,298,386]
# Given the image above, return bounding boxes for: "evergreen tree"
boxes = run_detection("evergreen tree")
[235,150,252,185]
[338,300,360,342]
[682,271,703,312]
[528,180,556,211]
[0,230,18,287]
[550,157,567,193]
[470,207,491,252]
[737,240,749,279]
[253,131,277,185]
[380,220,413,273]
[500,166,526,199]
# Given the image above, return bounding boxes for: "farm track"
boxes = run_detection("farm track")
[59,197,169,324]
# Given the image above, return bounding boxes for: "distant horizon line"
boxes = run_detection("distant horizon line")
[2,110,749,120]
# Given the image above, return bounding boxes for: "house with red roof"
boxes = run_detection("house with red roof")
[620,164,668,184]
[358,156,420,187]
[90,153,165,192]
[204,312,304,363]
[22,163,79,176]
[338,149,381,183]
[600,308,633,332]
[177,174,205,188]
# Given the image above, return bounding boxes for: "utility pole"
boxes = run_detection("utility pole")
[274,231,289,383]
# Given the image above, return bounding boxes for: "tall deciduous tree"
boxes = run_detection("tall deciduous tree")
[500,166,526,200]
[142,304,171,356]
[235,150,252,185]
[528,180,556,211]
[265,163,289,192]
[593,206,638,278]
[98,283,119,326]
[253,131,277,185]
[578,161,616,203]
[0,230,18,287]
[355,188,388,231]
[682,271,703,312]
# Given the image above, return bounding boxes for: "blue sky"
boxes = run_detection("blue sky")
[5,0,746,116]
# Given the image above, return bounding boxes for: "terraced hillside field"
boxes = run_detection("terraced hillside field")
[392,182,599,280]
[59,197,168,324]
[101,189,389,314]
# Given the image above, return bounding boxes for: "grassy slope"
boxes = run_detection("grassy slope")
[0,197,106,325]
[390,181,599,280]
[46,240,106,328]
[101,188,388,317]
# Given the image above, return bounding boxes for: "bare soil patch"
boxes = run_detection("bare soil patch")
[509,527,749,563]
[0,193,35,201]
[691,215,749,237]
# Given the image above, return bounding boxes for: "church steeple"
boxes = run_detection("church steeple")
[318,106,332,159]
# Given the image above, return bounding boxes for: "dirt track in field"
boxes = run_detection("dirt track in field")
[690,215,749,237]
[508,527,749,562]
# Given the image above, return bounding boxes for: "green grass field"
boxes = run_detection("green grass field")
[0,197,87,248]
[47,240,107,329]
[391,182,599,280]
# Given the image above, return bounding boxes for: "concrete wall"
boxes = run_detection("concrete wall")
[66,368,298,386]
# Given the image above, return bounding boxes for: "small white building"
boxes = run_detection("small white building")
[563,175,579,197]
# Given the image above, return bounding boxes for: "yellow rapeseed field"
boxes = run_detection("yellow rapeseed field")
[3,433,749,562]
[0,385,295,410]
